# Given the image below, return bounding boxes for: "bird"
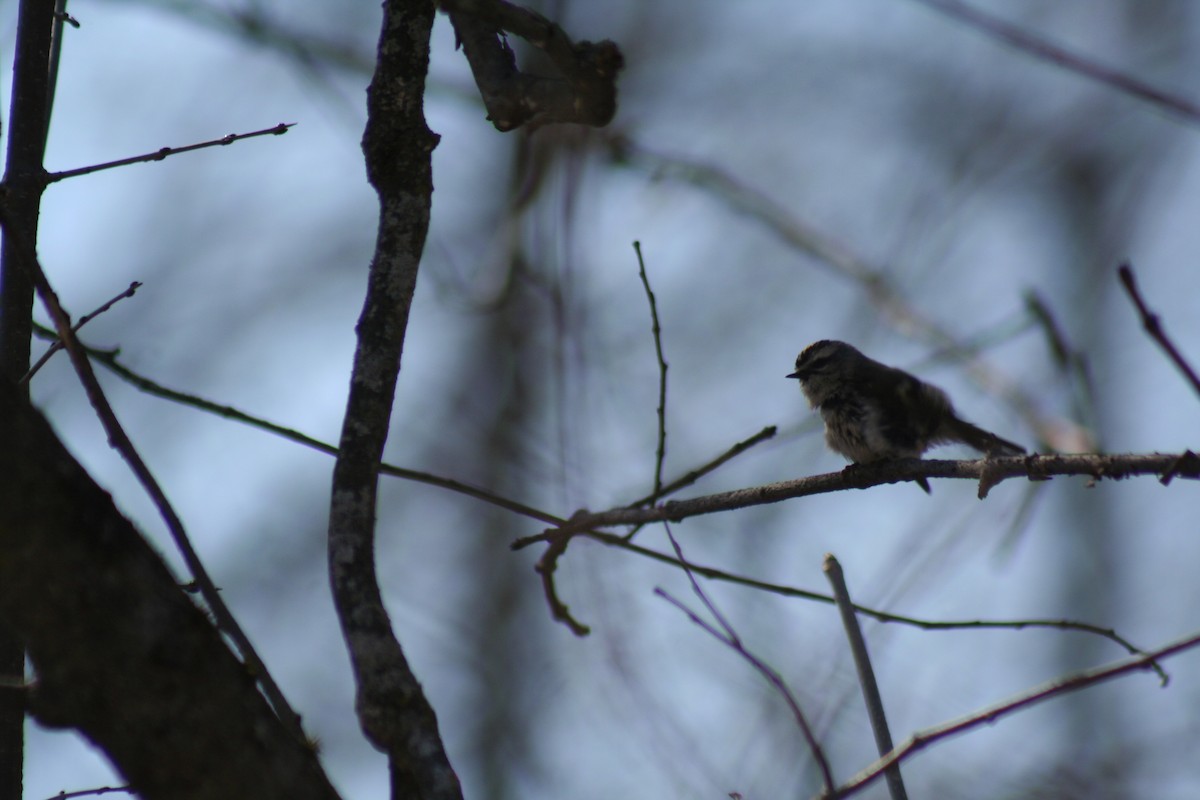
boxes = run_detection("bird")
[787,340,1024,492]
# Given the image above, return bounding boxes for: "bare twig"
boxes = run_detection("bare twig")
[658,524,836,794]
[0,215,308,745]
[534,520,590,636]
[45,123,295,184]
[634,241,668,502]
[626,425,777,508]
[906,0,1200,125]
[21,281,141,383]
[825,628,1200,799]
[441,0,623,130]
[45,1,77,128]
[46,786,133,800]
[1024,290,1097,446]
[599,530,1160,670]
[33,325,566,527]
[527,518,1165,669]
[1118,263,1200,400]
[823,555,908,800]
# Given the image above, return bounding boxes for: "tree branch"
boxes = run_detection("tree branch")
[825,627,1200,799]
[329,1,461,797]
[824,555,908,800]
[634,241,668,503]
[658,525,836,794]
[45,123,294,184]
[0,0,59,787]
[515,452,1198,548]
[32,324,565,527]
[21,281,141,383]
[0,211,308,749]
[626,425,777,508]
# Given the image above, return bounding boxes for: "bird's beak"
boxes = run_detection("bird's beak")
[786,370,802,380]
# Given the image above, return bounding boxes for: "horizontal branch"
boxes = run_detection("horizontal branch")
[515,452,1199,547]
[520,451,1197,634]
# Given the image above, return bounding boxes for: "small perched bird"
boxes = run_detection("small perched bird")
[787,340,1024,492]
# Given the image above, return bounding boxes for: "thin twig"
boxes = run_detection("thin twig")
[528,521,1166,668]
[46,786,133,800]
[45,123,295,184]
[0,217,307,746]
[32,324,566,527]
[583,531,1162,675]
[45,0,75,130]
[658,524,836,794]
[634,241,668,501]
[906,0,1200,125]
[21,281,141,383]
[823,555,908,800]
[824,627,1200,799]
[626,425,777,508]
[1024,290,1097,446]
[1118,263,1200,400]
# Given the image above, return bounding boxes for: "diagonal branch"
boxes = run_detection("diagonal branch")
[442,0,623,130]
[33,324,564,527]
[0,211,308,749]
[824,555,908,800]
[658,524,836,794]
[21,281,141,383]
[1118,262,1200,400]
[825,627,1200,799]
[626,425,777,508]
[0,381,340,800]
[45,123,294,184]
[906,0,1200,125]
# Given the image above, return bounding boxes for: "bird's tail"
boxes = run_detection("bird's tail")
[944,417,1025,457]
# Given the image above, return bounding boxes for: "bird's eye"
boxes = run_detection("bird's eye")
[805,355,833,372]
